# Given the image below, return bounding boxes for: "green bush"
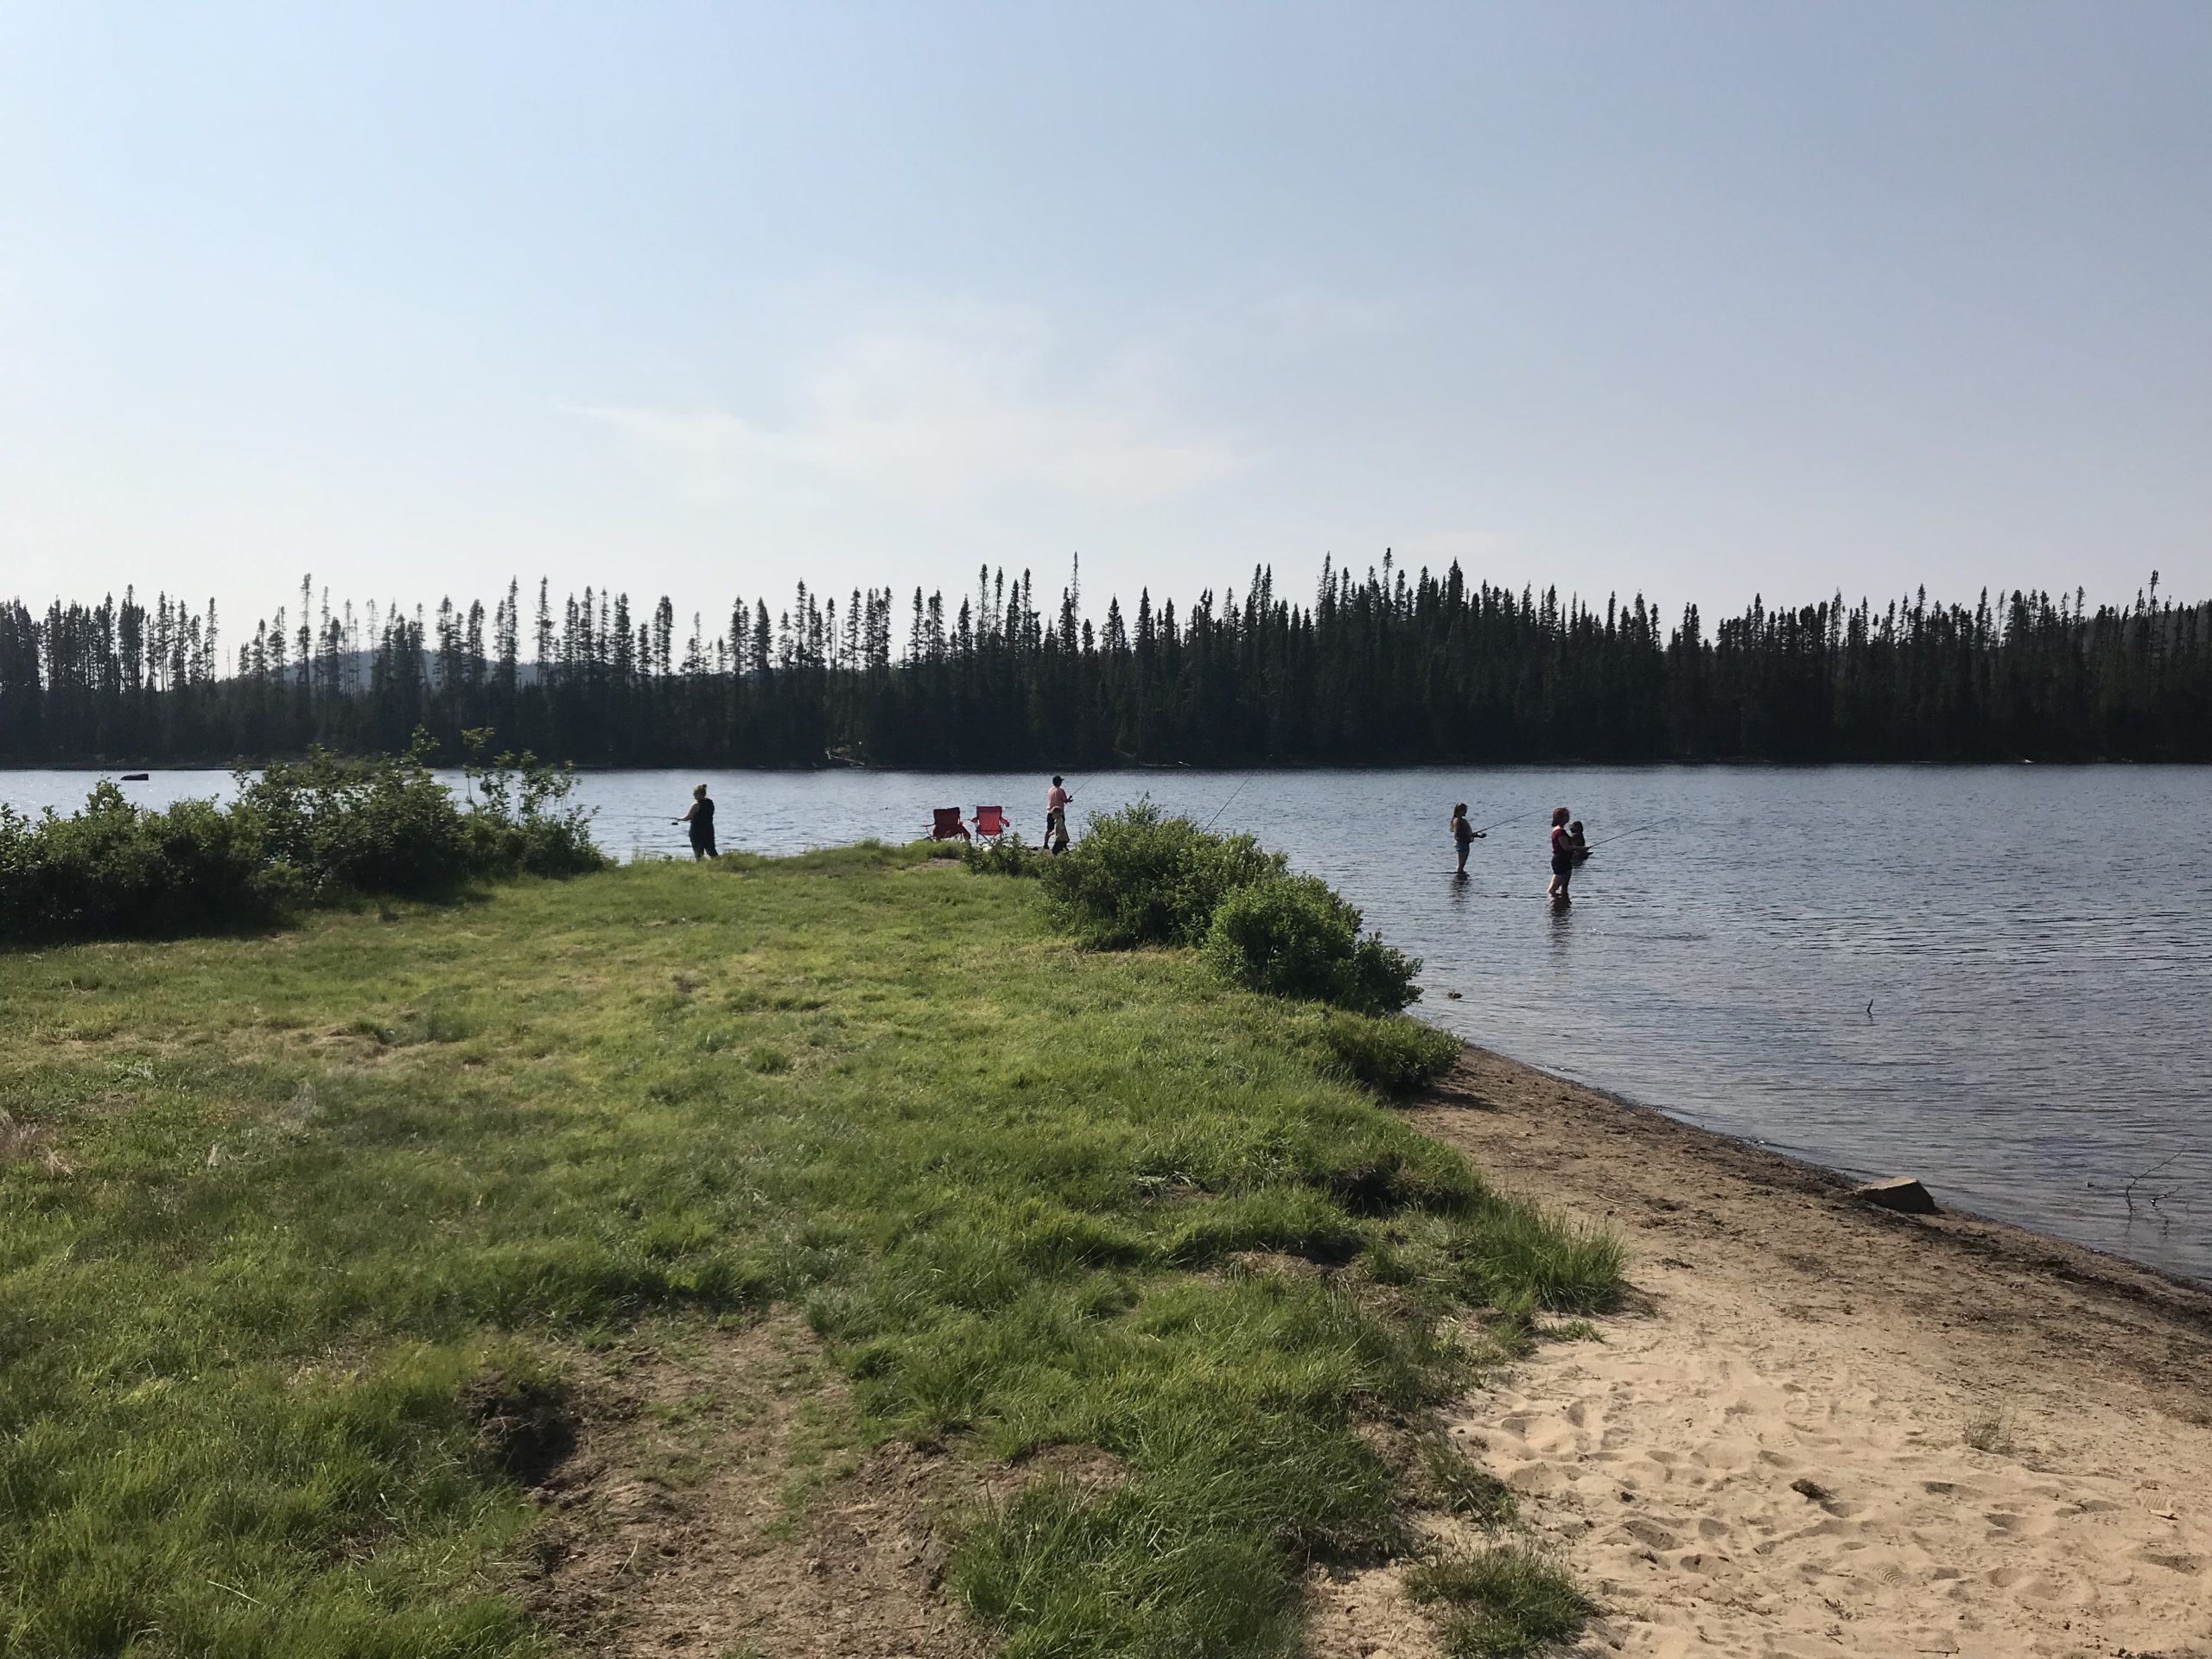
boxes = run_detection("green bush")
[456,733,607,879]
[0,784,267,941]
[1201,875,1423,1014]
[1039,800,1283,948]
[960,833,1040,877]
[0,733,606,945]
[240,737,474,899]
[1313,1011,1461,1094]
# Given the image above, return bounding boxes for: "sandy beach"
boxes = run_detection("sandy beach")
[1351,1048,2212,1659]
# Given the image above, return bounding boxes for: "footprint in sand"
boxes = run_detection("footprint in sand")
[1619,1517,1684,1551]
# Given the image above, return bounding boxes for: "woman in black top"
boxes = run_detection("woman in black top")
[678,784,717,860]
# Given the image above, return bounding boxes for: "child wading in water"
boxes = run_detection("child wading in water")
[1450,803,1482,874]
[1568,819,1591,867]
[1547,806,1574,901]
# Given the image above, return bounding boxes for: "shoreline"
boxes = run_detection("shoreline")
[1394,1043,2212,1658]
[1453,1042,2211,1301]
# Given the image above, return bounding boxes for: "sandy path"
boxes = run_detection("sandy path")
[1407,1049,2212,1659]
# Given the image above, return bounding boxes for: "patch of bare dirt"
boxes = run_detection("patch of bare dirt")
[1304,1558,1443,1659]
[983,1442,1130,1502]
[522,1316,988,1658]
[0,1109,70,1172]
[291,1025,391,1063]
[1229,1249,1332,1281]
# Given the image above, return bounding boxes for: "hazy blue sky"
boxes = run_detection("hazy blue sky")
[4,2,2208,639]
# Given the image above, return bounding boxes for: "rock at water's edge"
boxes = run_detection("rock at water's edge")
[1852,1176,1938,1215]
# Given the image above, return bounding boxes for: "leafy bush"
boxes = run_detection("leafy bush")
[457,732,606,879]
[239,737,474,899]
[959,832,1040,877]
[0,732,606,944]
[1039,800,1283,948]
[1312,1011,1461,1094]
[0,785,267,942]
[1201,875,1424,1014]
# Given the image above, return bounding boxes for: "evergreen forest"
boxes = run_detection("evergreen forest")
[4,560,2208,767]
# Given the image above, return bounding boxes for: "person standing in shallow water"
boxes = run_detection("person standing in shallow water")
[678,784,717,861]
[1450,803,1482,874]
[1547,806,1574,901]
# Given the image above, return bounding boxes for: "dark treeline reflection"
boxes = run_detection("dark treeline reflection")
[4,559,2209,766]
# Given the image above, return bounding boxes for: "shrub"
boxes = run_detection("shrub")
[960,833,1039,877]
[0,733,607,945]
[1201,875,1424,1014]
[1039,800,1283,948]
[1313,1011,1461,1094]
[0,785,267,941]
[458,732,607,879]
[239,737,474,899]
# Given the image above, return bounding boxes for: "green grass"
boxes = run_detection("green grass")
[1406,1543,1593,1657]
[0,841,1620,1656]
[1422,1440,1519,1529]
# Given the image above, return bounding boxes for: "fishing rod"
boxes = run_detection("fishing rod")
[1471,804,1547,836]
[1580,817,1676,852]
[1203,775,1251,831]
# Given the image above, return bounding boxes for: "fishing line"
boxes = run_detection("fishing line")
[1581,817,1677,851]
[1471,804,1547,836]
[1203,775,1251,831]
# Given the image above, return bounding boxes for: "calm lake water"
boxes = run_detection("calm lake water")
[9,765,2209,1286]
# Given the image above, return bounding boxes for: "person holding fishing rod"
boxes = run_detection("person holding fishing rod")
[1045,775,1072,854]
[1452,802,1544,876]
[1547,806,1575,902]
[1450,804,1482,874]
[675,783,717,861]
[1552,816,1673,895]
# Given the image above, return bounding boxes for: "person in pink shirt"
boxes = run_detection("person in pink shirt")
[1547,805,1574,902]
[1045,775,1072,853]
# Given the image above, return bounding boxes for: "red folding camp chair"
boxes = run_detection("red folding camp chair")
[973,805,1008,846]
[929,807,971,842]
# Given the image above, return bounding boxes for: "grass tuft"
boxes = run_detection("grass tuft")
[1309,1010,1463,1095]
[1421,1439,1518,1529]
[1456,1204,1625,1315]
[1405,1542,1593,1657]
[1963,1405,2018,1456]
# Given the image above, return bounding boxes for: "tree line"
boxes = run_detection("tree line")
[3,559,2207,767]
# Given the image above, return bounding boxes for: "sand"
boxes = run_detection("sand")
[1398,1048,2212,1659]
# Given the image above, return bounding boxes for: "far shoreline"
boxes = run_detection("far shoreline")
[6,757,2211,774]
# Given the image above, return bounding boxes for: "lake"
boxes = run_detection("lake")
[8,764,2209,1286]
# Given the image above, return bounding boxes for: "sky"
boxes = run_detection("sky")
[3,1,2209,645]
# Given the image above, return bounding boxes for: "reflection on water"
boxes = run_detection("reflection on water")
[7,763,2209,1285]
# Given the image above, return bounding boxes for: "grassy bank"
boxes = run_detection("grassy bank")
[0,844,1618,1657]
